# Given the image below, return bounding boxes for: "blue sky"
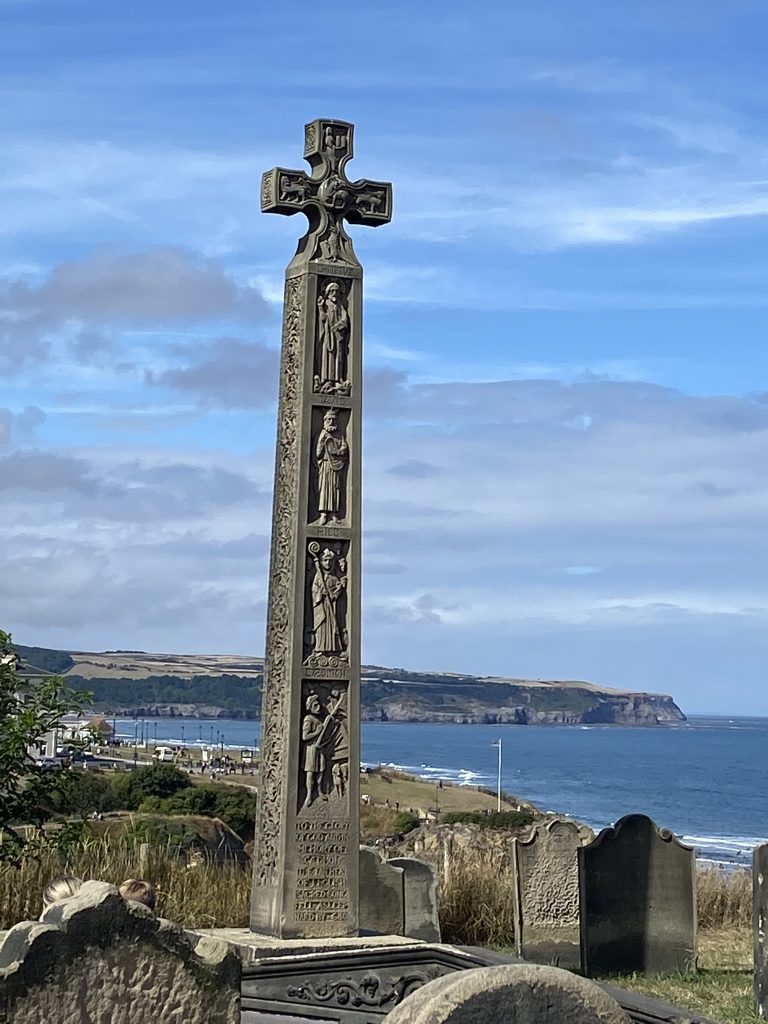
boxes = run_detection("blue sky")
[1,0,767,714]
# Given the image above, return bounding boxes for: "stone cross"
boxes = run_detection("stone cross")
[251,119,392,938]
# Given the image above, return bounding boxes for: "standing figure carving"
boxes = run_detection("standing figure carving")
[315,410,348,525]
[315,281,350,394]
[307,543,347,661]
[301,687,349,808]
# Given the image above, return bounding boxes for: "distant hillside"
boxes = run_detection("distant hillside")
[15,645,686,726]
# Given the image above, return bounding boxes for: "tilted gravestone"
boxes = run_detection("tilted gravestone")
[250,119,392,938]
[383,964,630,1024]
[512,818,593,966]
[0,880,240,1023]
[754,843,768,1017]
[359,846,405,936]
[389,857,441,942]
[579,814,696,976]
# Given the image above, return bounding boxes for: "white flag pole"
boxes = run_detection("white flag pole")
[497,738,502,812]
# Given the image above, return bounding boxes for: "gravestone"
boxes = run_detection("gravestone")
[359,846,405,935]
[0,880,240,1024]
[389,857,441,942]
[512,818,593,965]
[579,814,696,976]
[250,119,392,938]
[754,843,768,1017]
[383,964,630,1024]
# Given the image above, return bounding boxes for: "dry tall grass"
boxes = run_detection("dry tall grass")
[437,847,517,946]
[696,865,751,930]
[0,837,753,944]
[437,849,753,947]
[0,837,250,930]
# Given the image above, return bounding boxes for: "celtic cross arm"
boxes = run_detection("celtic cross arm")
[261,119,392,231]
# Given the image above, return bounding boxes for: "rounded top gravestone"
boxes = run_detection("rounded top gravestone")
[384,964,630,1024]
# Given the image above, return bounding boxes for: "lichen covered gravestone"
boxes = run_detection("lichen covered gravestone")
[579,814,696,976]
[384,964,630,1024]
[512,818,593,966]
[0,880,240,1024]
[251,118,392,939]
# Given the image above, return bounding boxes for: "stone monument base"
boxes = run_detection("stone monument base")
[188,930,721,1024]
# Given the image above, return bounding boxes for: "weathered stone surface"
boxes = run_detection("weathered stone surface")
[579,814,696,976]
[0,880,240,1023]
[389,857,440,942]
[359,846,405,935]
[251,119,392,939]
[385,964,629,1024]
[512,818,592,965]
[754,843,768,1017]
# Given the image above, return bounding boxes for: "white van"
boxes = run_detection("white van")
[152,746,175,762]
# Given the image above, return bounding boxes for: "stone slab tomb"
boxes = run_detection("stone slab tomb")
[383,964,630,1024]
[754,842,768,1017]
[579,814,696,976]
[512,818,593,966]
[0,880,240,1024]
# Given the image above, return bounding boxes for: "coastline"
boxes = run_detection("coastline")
[108,715,768,869]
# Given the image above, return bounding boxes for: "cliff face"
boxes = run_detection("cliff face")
[16,644,687,726]
[360,673,686,726]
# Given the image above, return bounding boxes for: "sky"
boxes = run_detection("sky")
[1,0,767,715]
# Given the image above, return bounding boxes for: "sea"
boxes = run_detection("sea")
[112,715,768,868]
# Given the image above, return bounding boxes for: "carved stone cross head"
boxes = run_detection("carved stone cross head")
[261,119,392,264]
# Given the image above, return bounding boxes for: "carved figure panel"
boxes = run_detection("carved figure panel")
[312,220,354,265]
[304,540,348,667]
[314,278,351,396]
[299,681,349,811]
[309,407,350,526]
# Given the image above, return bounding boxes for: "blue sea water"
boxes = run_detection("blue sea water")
[113,715,768,866]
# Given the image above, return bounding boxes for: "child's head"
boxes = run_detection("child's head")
[119,878,156,911]
[41,875,83,912]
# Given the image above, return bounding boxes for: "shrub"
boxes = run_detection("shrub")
[393,810,419,834]
[115,764,191,809]
[47,771,121,817]
[442,810,533,830]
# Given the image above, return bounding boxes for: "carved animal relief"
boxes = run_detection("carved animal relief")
[314,278,351,396]
[304,540,348,667]
[299,681,350,811]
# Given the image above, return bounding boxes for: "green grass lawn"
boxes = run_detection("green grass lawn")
[608,929,755,1024]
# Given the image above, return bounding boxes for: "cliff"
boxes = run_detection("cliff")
[15,645,686,726]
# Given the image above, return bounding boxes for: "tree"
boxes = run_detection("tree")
[0,630,92,865]
[115,763,191,810]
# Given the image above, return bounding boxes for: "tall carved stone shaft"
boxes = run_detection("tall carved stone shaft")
[251,119,392,937]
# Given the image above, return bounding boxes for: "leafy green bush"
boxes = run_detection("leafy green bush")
[114,763,191,809]
[442,810,533,830]
[136,785,257,841]
[47,771,121,817]
[393,810,419,834]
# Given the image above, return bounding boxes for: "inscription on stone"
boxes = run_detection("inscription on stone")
[294,820,351,924]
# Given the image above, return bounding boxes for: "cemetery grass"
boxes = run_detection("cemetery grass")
[609,929,754,1024]
[0,837,250,929]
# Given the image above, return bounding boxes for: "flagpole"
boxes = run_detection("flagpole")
[497,737,502,812]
